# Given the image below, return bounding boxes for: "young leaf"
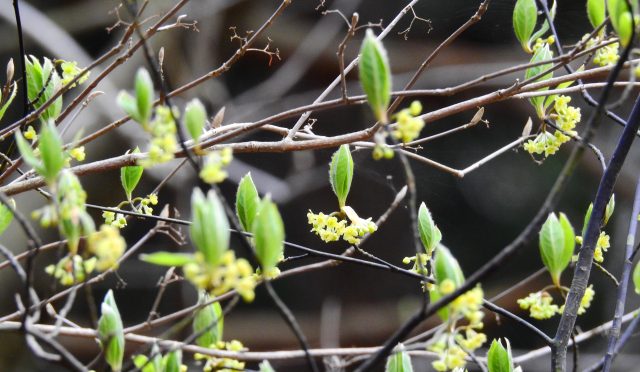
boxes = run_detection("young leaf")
[385,345,414,372]
[605,194,615,225]
[135,68,154,125]
[117,91,141,123]
[14,130,41,174]
[38,121,65,183]
[140,252,195,267]
[633,260,640,294]
[236,173,260,232]
[329,145,354,208]
[0,82,17,121]
[525,44,554,116]
[587,0,606,28]
[487,339,513,372]
[417,202,442,256]
[259,361,276,372]
[25,56,62,123]
[512,0,538,53]
[185,98,207,144]
[252,197,285,272]
[120,148,143,200]
[359,29,391,123]
[98,290,124,372]
[162,350,182,372]
[539,212,574,286]
[193,293,224,347]
[434,245,465,287]
[582,203,593,237]
[190,188,229,265]
[0,201,13,236]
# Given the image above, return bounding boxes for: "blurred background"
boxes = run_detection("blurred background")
[0,0,639,370]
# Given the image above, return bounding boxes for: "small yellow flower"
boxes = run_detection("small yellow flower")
[88,225,126,271]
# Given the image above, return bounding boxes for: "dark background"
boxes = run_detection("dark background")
[0,0,638,370]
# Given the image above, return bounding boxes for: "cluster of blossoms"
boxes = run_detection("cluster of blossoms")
[392,100,424,143]
[524,95,581,157]
[87,225,127,271]
[200,148,233,184]
[518,285,595,320]
[402,253,430,277]
[576,231,611,263]
[45,255,96,286]
[67,146,86,163]
[532,35,555,52]
[139,106,179,167]
[183,251,257,302]
[59,60,90,87]
[102,193,158,229]
[372,143,395,160]
[429,283,486,371]
[195,340,246,372]
[582,33,619,67]
[44,225,126,285]
[307,206,377,245]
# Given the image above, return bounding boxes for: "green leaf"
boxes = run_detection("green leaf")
[0,82,17,121]
[162,350,182,372]
[525,44,554,116]
[259,361,276,372]
[140,252,195,267]
[252,197,285,271]
[190,188,229,265]
[120,148,143,200]
[539,212,574,285]
[38,121,65,183]
[434,245,465,287]
[98,290,124,372]
[193,293,224,347]
[587,0,606,28]
[117,91,141,123]
[487,339,513,372]
[385,345,413,372]
[0,200,13,236]
[582,203,593,237]
[417,202,442,256]
[359,29,391,123]
[608,0,640,46]
[15,130,41,174]
[528,0,556,48]
[633,260,640,294]
[236,173,260,232]
[135,68,154,125]
[25,56,62,123]
[185,98,207,144]
[513,0,538,53]
[329,145,354,208]
[605,194,615,226]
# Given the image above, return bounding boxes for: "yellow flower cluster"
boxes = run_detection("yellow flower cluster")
[594,231,611,263]
[532,36,555,52]
[518,291,559,320]
[392,101,424,143]
[307,206,377,245]
[195,340,246,372]
[519,286,595,319]
[524,95,581,157]
[87,225,126,271]
[60,60,90,87]
[23,126,37,141]
[140,193,159,215]
[428,284,486,371]
[139,106,178,167]
[200,148,233,184]
[430,341,468,372]
[45,255,96,286]
[402,253,430,277]
[103,211,127,228]
[593,42,620,66]
[372,144,394,160]
[184,251,257,302]
[69,146,86,162]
